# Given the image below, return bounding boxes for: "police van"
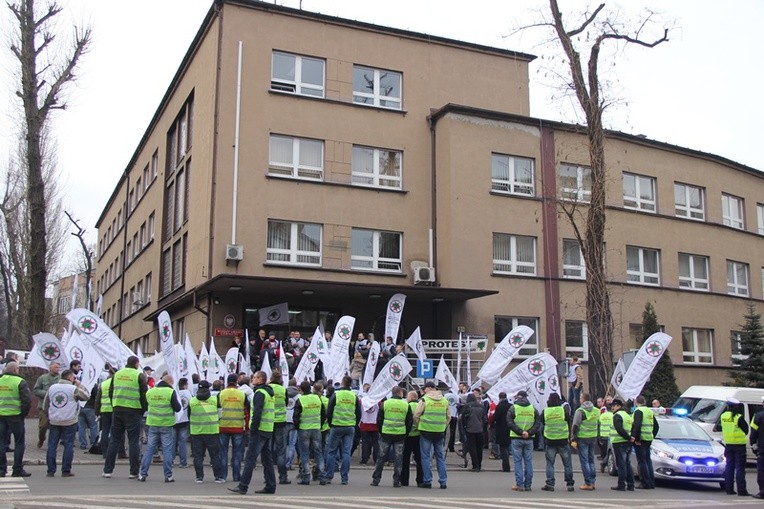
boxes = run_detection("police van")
[673,385,764,458]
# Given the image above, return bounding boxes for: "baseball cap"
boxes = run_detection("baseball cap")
[424,381,436,389]
[611,398,623,406]
[143,366,154,372]
[198,380,211,389]
[515,390,528,399]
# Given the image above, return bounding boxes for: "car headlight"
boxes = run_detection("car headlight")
[651,446,674,460]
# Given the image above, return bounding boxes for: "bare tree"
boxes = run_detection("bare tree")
[64,210,94,310]
[6,0,90,339]
[545,1,669,397]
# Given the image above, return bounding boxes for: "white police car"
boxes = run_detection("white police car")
[606,413,726,488]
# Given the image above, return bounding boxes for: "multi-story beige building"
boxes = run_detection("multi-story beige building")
[95,0,763,391]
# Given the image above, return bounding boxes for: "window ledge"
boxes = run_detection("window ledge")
[269,89,408,116]
[265,174,408,194]
[263,262,408,278]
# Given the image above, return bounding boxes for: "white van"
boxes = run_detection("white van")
[673,385,764,458]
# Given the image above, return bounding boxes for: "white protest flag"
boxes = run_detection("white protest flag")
[477,325,534,384]
[405,327,427,364]
[327,315,355,383]
[315,329,331,368]
[362,340,381,388]
[136,344,145,364]
[456,331,463,384]
[67,308,133,369]
[141,350,167,378]
[610,357,626,391]
[384,293,406,341]
[25,343,48,369]
[435,355,459,395]
[207,338,224,382]
[177,343,189,380]
[527,367,562,411]
[294,327,321,383]
[184,334,200,379]
[486,352,557,403]
[64,330,105,395]
[617,332,673,401]
[198,342,210,379]
[278,341,290,377]
[466,335,473,387]
[362,353,413,410]
[157,311,180,384]
[258,302,290,326]
[261,350,273,381]
[225,347,240,375]
[33,332,68,368]
[243,329,252,377]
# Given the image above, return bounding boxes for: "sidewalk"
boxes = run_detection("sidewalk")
[18,418,112,467]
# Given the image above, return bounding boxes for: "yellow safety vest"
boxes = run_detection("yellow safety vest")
[720,411,747,445]
[145,386,175,427]
[611,410,632,444]
[0,376,22,416]
[112,368,141,410]
[219,388,246,430]
[381,398,409,435]
[298,394,322,430]
[189,396,219,435]
[418,396,447,433]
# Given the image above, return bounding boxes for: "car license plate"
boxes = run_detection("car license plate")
[688,466,714,474]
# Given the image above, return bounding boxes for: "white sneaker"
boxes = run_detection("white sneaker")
[195,478,203,483]
[102,472,112,478]
[214,478,226,484]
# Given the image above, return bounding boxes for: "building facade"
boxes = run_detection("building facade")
[94,0,763,390]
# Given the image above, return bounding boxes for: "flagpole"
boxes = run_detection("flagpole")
[466,334,472,387]
[456,331,462,384]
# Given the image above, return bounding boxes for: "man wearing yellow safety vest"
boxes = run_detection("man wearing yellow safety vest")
[371,386,412,488]
[103,355,148,479]
[716,397,750,496]
[230,371,277,495]
[609,398,635,491]
[631,395,659,490]
[322,375,361,485]
[293,380,326,485]
[541,392,575,492]
[270,370,292,485]
[219,374,248,483]
[401,390,423,486]
[571,392,599,490]
[0,362,32,477]
[598,398,614,473]
[507,390,540,491]
[138,374,181,482]
[189,380,225,483]
[413,381,448,489]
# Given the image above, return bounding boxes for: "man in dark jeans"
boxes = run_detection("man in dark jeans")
[631,395,659,489]
[102,356,148,479]
[609,399,635,491]
[461,393,487,471]
[0,362,32,477]
[493,392,512,472]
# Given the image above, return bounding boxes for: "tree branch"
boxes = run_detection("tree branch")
[567,3,605,37]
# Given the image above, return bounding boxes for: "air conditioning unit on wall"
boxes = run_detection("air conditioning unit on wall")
[413,266,436,285]
[226,244,244,262]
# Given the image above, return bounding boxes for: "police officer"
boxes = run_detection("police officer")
[103,355,148,479]
[632,395,659,489]
[0,362,32,477]
[371,386,412,487]
[718,398,750,496]
[609,398,634,491]
[138,374,181,482]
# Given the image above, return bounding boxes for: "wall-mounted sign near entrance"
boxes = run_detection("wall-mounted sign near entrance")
[421,336,488,353]
[214,328,244,337]
[223,314,236,329]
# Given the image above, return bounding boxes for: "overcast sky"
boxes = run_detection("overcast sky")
[1,0,762,273]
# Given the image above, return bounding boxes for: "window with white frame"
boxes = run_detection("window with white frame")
[727,260,749,296]
[678,253,709,291]
[722,193,744,229]
[351,228,402,272]
[626,246,660,285]
[57,296,71,315]
[565,320,589,360]
[269,135,324,180]
[266,220,322,266]
[492,234,536,275]
[730,331,747,361]
[757,203,764,235]
[682,327,713,364]
[351,146,402,189]
[559,164,592,202]
[623,173,656,212]
[491,154,534,196]
[494,316,539,358]
[271,52,325,97]
[352,66,402,109]
[562,238,585,279]
[674,183,705,220]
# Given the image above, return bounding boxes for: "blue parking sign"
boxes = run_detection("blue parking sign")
[417,359,434,378]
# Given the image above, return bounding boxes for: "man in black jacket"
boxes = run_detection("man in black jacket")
[230,371,276,495]
[507,390,540,491]
[493,392,512,472]
[610,399,635,491]
[461,393,487,471]
[750,396,764,499]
